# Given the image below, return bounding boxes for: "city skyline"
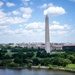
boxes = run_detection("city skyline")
[0,0,75,43]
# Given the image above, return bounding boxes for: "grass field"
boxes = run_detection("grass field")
[5,50,13,56]
[32,52,37,58]
[66,64,75,69]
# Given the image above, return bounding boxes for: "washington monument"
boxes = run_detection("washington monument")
[45,15,50,53]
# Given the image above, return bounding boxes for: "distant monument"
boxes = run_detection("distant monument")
[45,15,50,53]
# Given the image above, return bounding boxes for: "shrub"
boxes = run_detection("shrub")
[38,64,41,69]
[27,63,32,68]
[8,62,18,67]
[48,64,52,69]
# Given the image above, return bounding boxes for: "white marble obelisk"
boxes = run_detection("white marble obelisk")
[45,15,50,53]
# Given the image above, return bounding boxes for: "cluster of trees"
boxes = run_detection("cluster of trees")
[0,46,75,68]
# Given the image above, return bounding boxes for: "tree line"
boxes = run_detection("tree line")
[0,45,75,68]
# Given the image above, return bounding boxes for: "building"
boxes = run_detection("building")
[51,44,63,50]
[63,45,75,52]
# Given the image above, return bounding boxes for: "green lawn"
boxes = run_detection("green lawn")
[51,51,65,55]
[5,50,14,56]
[66,64,75,69]
[32,52,37,58]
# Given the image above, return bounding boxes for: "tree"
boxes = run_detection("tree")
[14,57,23,65]
[4,55,11,59]
[68,55,75,63]
[26,52,34,58]
[12,52,24,59]
[39,58,51,66]
[1,59,12,66]
[36,52,48,58]
[63,59,72,66]
[32,58,39,65]
[51,57,72,66]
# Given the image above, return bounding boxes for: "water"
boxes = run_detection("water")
[0,68,75,75]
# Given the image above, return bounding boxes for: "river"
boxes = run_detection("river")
[0,68,75,75]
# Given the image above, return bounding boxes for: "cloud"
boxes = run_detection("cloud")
[22,0,33,6]
[19,21,70,35]
[0,25,8,30]
[12,10,20,15]
[22,0,30,6]
[25,22,45,32]
[0,22,45,42]
[0,7,70,36]
[50,21,70,30]
[38,3,47,8]
[39,3,66,16]
[0,6,33,42]
[48,3,54,7]
[0,7,33,25]
[51,21,59,25]
[50,21,70,35]
[30,2,33,5]
[20,7,33,18]
[24,0,30,1]
[44,6,66,16]
[6,2,15,7]
[20,7,33,14]
[0,1,3,7]
[69,0,75,2]
[10,22,44,38]
[38,3,54,9]
[0,21,71,43]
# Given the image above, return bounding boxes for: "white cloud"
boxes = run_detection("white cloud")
[39,3,66,16]
[1,22,45,41]
[20,7,33,14]
[50,21,70,30]
[69,0,75,2]
[22,14,31,19]
[22,0,30,6]
[50,21,70,35]
[0,1,3,7]
[38,3,54,9]
[50,24,70,30]
[20,7,33,19]
[25,22,45,32]
[0,9,6,18]
[6,17,25,24]
[20,21,70,35]
[0,9,25,25]
[44,6,66,16]
[30,2,33,5]
[52,21,60,25]
[0,8,69,35]
[0,25,8,30]
[48,3,54,7]
[6,2,15,7]
[25,0,30,1]
[0,7,33,25]
[0,20,71,43]
[12,10,20,15]
[39,3,47,8]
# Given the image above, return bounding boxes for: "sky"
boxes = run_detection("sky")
[0,0,75,43]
